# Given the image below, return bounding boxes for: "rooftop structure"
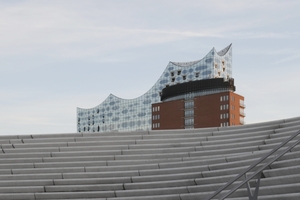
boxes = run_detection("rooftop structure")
[77,44,234,133]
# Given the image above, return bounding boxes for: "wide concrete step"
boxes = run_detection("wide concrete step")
[264,134,300,145]
[225,193,300,200]
[252,174,300,187]
[0,186,44,193]
[201,135,270,148]
[207,130,272,141]
[45,183,124,192]
[35,191,115,199]
[124,179,196,190]
[274,124,300,134]
[0,193,36,200]
[263,165,300,177]
[190,146,259,157]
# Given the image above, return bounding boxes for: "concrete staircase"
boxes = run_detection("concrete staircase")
[0,116,300,200]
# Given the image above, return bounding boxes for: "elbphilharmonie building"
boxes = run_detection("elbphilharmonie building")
[77,44,234,133]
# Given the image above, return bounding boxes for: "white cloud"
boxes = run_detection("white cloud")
[229,32,299,39]
[273,53,300,64]
[1,0,299,59]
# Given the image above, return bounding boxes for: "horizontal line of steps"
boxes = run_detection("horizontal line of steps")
[0,116,299,199]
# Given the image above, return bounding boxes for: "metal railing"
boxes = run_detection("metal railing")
[204,130,300,200]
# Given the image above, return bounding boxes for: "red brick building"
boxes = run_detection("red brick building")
[152,78,245,130]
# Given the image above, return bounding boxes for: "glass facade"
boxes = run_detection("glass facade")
[77,44,233,132]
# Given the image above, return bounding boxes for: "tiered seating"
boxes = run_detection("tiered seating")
[0,116,300,200]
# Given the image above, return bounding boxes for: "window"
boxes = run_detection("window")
[221,122,229,127]
[185,118,194,126]
[152,114,160,120]
[152,123,160,129]
[195,72,199,78]
[185,101,194,109]
[171,78,175,82]
[220,95,228,101]
[220,104,229,110]
[220,113,229,119]
[153,106,160,112]
[177,70,181,75]
[222,61,225,66]
[183,75,186,80]
[185,109,194,117]
[171,72,174,76]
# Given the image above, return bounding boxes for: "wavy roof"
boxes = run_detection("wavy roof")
[77,44,233,132]
[217,43,232,56]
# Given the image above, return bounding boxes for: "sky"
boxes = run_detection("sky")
[1,0,300,136]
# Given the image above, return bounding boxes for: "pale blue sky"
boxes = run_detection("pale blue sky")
[1,0,300,135]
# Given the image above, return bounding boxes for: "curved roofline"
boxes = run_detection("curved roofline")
[170,59,202,67]
[170,44,231,67]
[170,47,215,67]
[77,44,232,110]
[217,43,232,56]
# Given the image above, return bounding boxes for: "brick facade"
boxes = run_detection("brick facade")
[152,91,244,130]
